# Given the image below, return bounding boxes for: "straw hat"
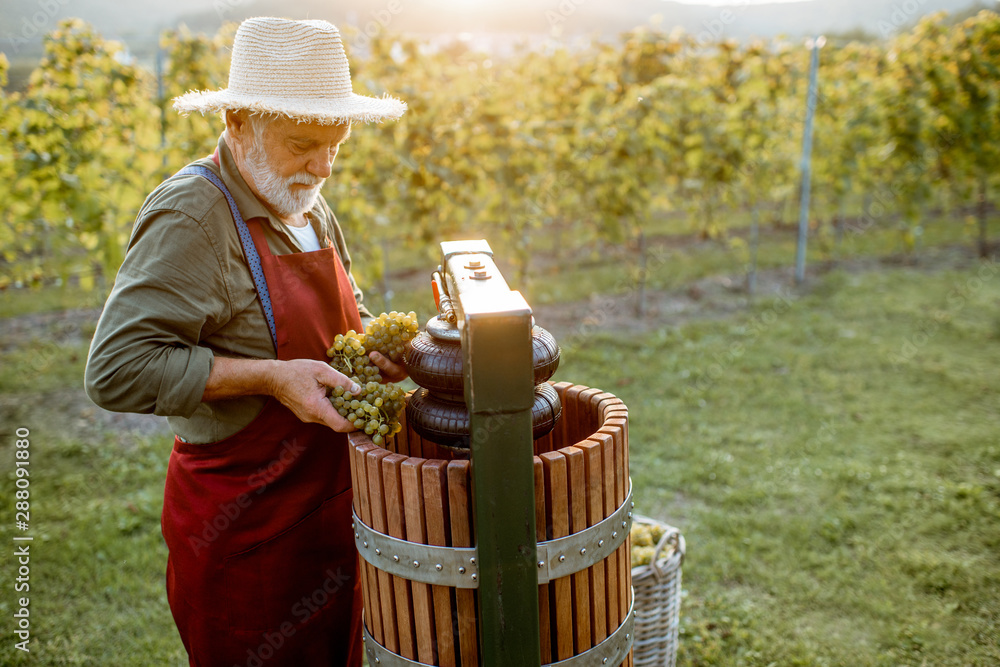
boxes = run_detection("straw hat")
[172,17,406,124]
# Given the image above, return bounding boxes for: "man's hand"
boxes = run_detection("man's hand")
[203,357,361,432]
[369,351,408,383]
[266,359,362,432]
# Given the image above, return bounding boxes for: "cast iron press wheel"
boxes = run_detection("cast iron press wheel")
[404,325,561,395]
[406,383,563,451]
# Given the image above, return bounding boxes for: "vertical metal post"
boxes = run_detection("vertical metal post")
[155,37,168,176]
[443,240,541,667]
[795,36,823,286]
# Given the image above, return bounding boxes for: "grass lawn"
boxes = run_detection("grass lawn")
[1,251,998,665]
[560,258,1000,666]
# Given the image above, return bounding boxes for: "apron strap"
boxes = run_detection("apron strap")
[176,165,278,350]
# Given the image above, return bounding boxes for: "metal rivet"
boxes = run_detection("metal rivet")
[413,560,420,568]
[580,548,587,555]
[558,555,566,563]
[614,532,619,539]
[603,659,608,665]
[538,560,545,568]
[630,501,635,508]
[351,521,356,529]
[436,564,443,571]
[470,557,476,565]
[376,658,380,664]
[464,260,483,270]
[375,548,381,556]
[355,532,360,539]
[626,633,630,640]
[393,555,399,562]
[363,541,368,548]
[471,573,477,581]
[459,567,466,574]
[622,521,628,528]
[599,540,605,547]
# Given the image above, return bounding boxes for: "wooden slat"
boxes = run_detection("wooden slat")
[607,415,629,626]
[591,430,619,635]
[550,382,573,449]
[535,427,554,457]
[541,451,574,662]
[407,421,424,459]
[601,405,632,629]
[393,408,410,456]
[401,457,437,665]
[576,440,607,644]
[593,392,622,423]
[448,460,479,667]
[563,445,592,654]
[534,456,552,664]
[382,453,416,660]
[422,460,456,667]
[577,387,604,443]
[350,439,383,644]
[366,447,399,653]
[564,384,589,444]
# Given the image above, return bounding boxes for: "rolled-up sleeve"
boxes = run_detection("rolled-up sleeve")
[85,207,230,418]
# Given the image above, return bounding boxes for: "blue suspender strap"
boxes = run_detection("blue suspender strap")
[176,165,278,350]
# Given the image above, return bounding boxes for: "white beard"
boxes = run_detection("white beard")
[244,134,324,218]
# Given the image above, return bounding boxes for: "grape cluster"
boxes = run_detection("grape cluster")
[327,329,378,380]
[630,522,669,568]
[330,382,406,446]
[325,312,420,443]
[364,311,419,363]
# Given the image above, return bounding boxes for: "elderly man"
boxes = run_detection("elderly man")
[85,17,406,666]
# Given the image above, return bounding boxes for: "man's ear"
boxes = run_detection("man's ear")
[226,109,249,142]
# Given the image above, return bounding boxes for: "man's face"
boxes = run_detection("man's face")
[242,114,351,218]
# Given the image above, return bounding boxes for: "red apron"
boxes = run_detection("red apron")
[161,193,364,666]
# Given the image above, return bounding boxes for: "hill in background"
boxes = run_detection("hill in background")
[1,0,996,88]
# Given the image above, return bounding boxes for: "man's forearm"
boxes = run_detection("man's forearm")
[202,357,281,402]
[201,356,360,432]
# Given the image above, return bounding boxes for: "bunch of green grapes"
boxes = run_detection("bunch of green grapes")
[364,311,419,363]
[330,381,406,446]
[631,546,656,568]
[327,329,380,380]
[630,522,670,568]
[629,522,669,567]
[325,312,419,443]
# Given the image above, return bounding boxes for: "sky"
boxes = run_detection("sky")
[671,0,815,4]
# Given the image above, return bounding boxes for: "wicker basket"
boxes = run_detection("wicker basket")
[631,515,686,667]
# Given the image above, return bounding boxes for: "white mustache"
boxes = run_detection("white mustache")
[287,174,323,187]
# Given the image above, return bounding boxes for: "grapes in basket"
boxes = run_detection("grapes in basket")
[630,521,669,568]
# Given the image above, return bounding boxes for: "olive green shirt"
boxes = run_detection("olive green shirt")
[85,135,372,444]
